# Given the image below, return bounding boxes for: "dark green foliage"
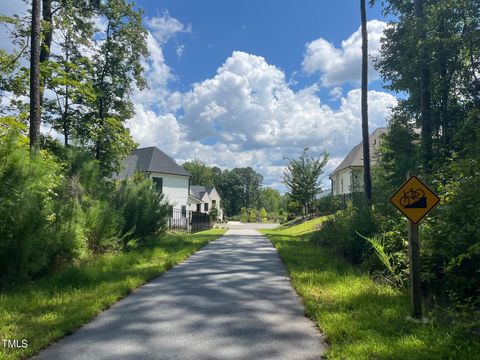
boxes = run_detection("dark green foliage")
[0,131,66,286]
[311,199,377,264]
[315,195,344,215]
[258,187,283,213]
[114,173,169,248]
[421,113,480,306]
[208,205,219,222]
[181,161,268,217]
[0,132,169,289]
[182,159,215,187]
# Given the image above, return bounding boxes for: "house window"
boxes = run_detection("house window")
[341,178,344,193]
[196,204,201,212]
[204,203,209,212]
[181,205,186,218]
[212,200,216,207]
[152,177,163,193]
[168,205,173,217]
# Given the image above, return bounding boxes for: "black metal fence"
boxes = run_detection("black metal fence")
[168,208,211,233]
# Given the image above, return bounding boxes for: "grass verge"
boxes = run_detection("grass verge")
[0,228,226,360]
[261,223,479,360]
[270,215,330,236]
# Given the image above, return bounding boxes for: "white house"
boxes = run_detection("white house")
[114,147,222,221]
[114,147,202,214]
[330,128,387,196]
[189,185,223,220]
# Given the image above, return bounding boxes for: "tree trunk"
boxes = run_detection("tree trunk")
[439,15,449,149]
[414,0,433,174]
[63,89,69,147]
[39,0,52,105]
[29,0,42,150]
[360,0,372,203]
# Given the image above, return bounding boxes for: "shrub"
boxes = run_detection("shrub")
[259,208,268,222]
[311,198,377,264]
[113,172,169,248]
[248,208,257,223]
[0,131,65,287]
[209,206,219,222]
[422,150,480,306]
[240,207,248,222]
[315,195,344,215]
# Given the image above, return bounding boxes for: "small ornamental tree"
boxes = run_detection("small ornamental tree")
[209,205,219,222]
[248,208,257,223]
[283,148,328,215]
[259,208,268,223]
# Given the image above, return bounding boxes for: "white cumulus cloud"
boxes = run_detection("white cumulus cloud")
[302,19,387,86]
[132,13,191,110]
[128,50,397,189]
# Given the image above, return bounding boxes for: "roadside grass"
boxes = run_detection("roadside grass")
[268,215,330,236]
[0,228,226,360]
[262,223,479,360]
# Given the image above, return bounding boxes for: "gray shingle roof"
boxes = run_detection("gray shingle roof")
[330,127,387,177]
[330,143,364,176]
[190,185,214,199]
[114,147,190,179]
[190,185,206,199]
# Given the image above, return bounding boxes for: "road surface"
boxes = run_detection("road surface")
[34,228,327,360]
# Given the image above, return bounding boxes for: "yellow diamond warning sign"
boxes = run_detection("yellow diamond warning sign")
[389,175,440,224]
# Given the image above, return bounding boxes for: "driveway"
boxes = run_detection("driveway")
[34,229,326,360]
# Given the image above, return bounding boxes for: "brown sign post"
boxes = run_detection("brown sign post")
[389,175,440,319]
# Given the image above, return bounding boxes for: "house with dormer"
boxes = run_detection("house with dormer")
[114,147,202,214]
[329,128,387,196]
[189,185,223,220]
[115,147,222,221]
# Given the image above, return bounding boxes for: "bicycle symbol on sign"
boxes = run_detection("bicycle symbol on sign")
[399,188,426,208]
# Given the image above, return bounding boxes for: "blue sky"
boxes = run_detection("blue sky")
[141,0,388,94]
[0,0,397,191]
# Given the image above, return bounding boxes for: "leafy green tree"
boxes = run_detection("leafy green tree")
[43,1,96,146]
[214,167,263,216]
[376,0,478,175]
[80,0,147,173]
[283,148,328,215]
[287,200,303,218]
[183,159,214,186]
[258,187,282,213]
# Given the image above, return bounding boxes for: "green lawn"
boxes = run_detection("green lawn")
[262,222,479,360]
[0,229,226,360]
[267,215,330,236]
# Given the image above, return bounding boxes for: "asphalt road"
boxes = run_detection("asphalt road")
[34,229,327,360]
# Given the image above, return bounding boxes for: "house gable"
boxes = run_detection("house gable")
[329,127,388,180]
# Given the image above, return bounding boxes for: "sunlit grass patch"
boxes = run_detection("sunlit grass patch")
[0,228,226,360]
[261,215,330,237]
[266,233,480,360]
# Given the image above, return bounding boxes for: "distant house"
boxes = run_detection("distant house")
[114,147,201,214]
[189,185,223,220]
[329,128,387,196]
[115,147,222,221]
